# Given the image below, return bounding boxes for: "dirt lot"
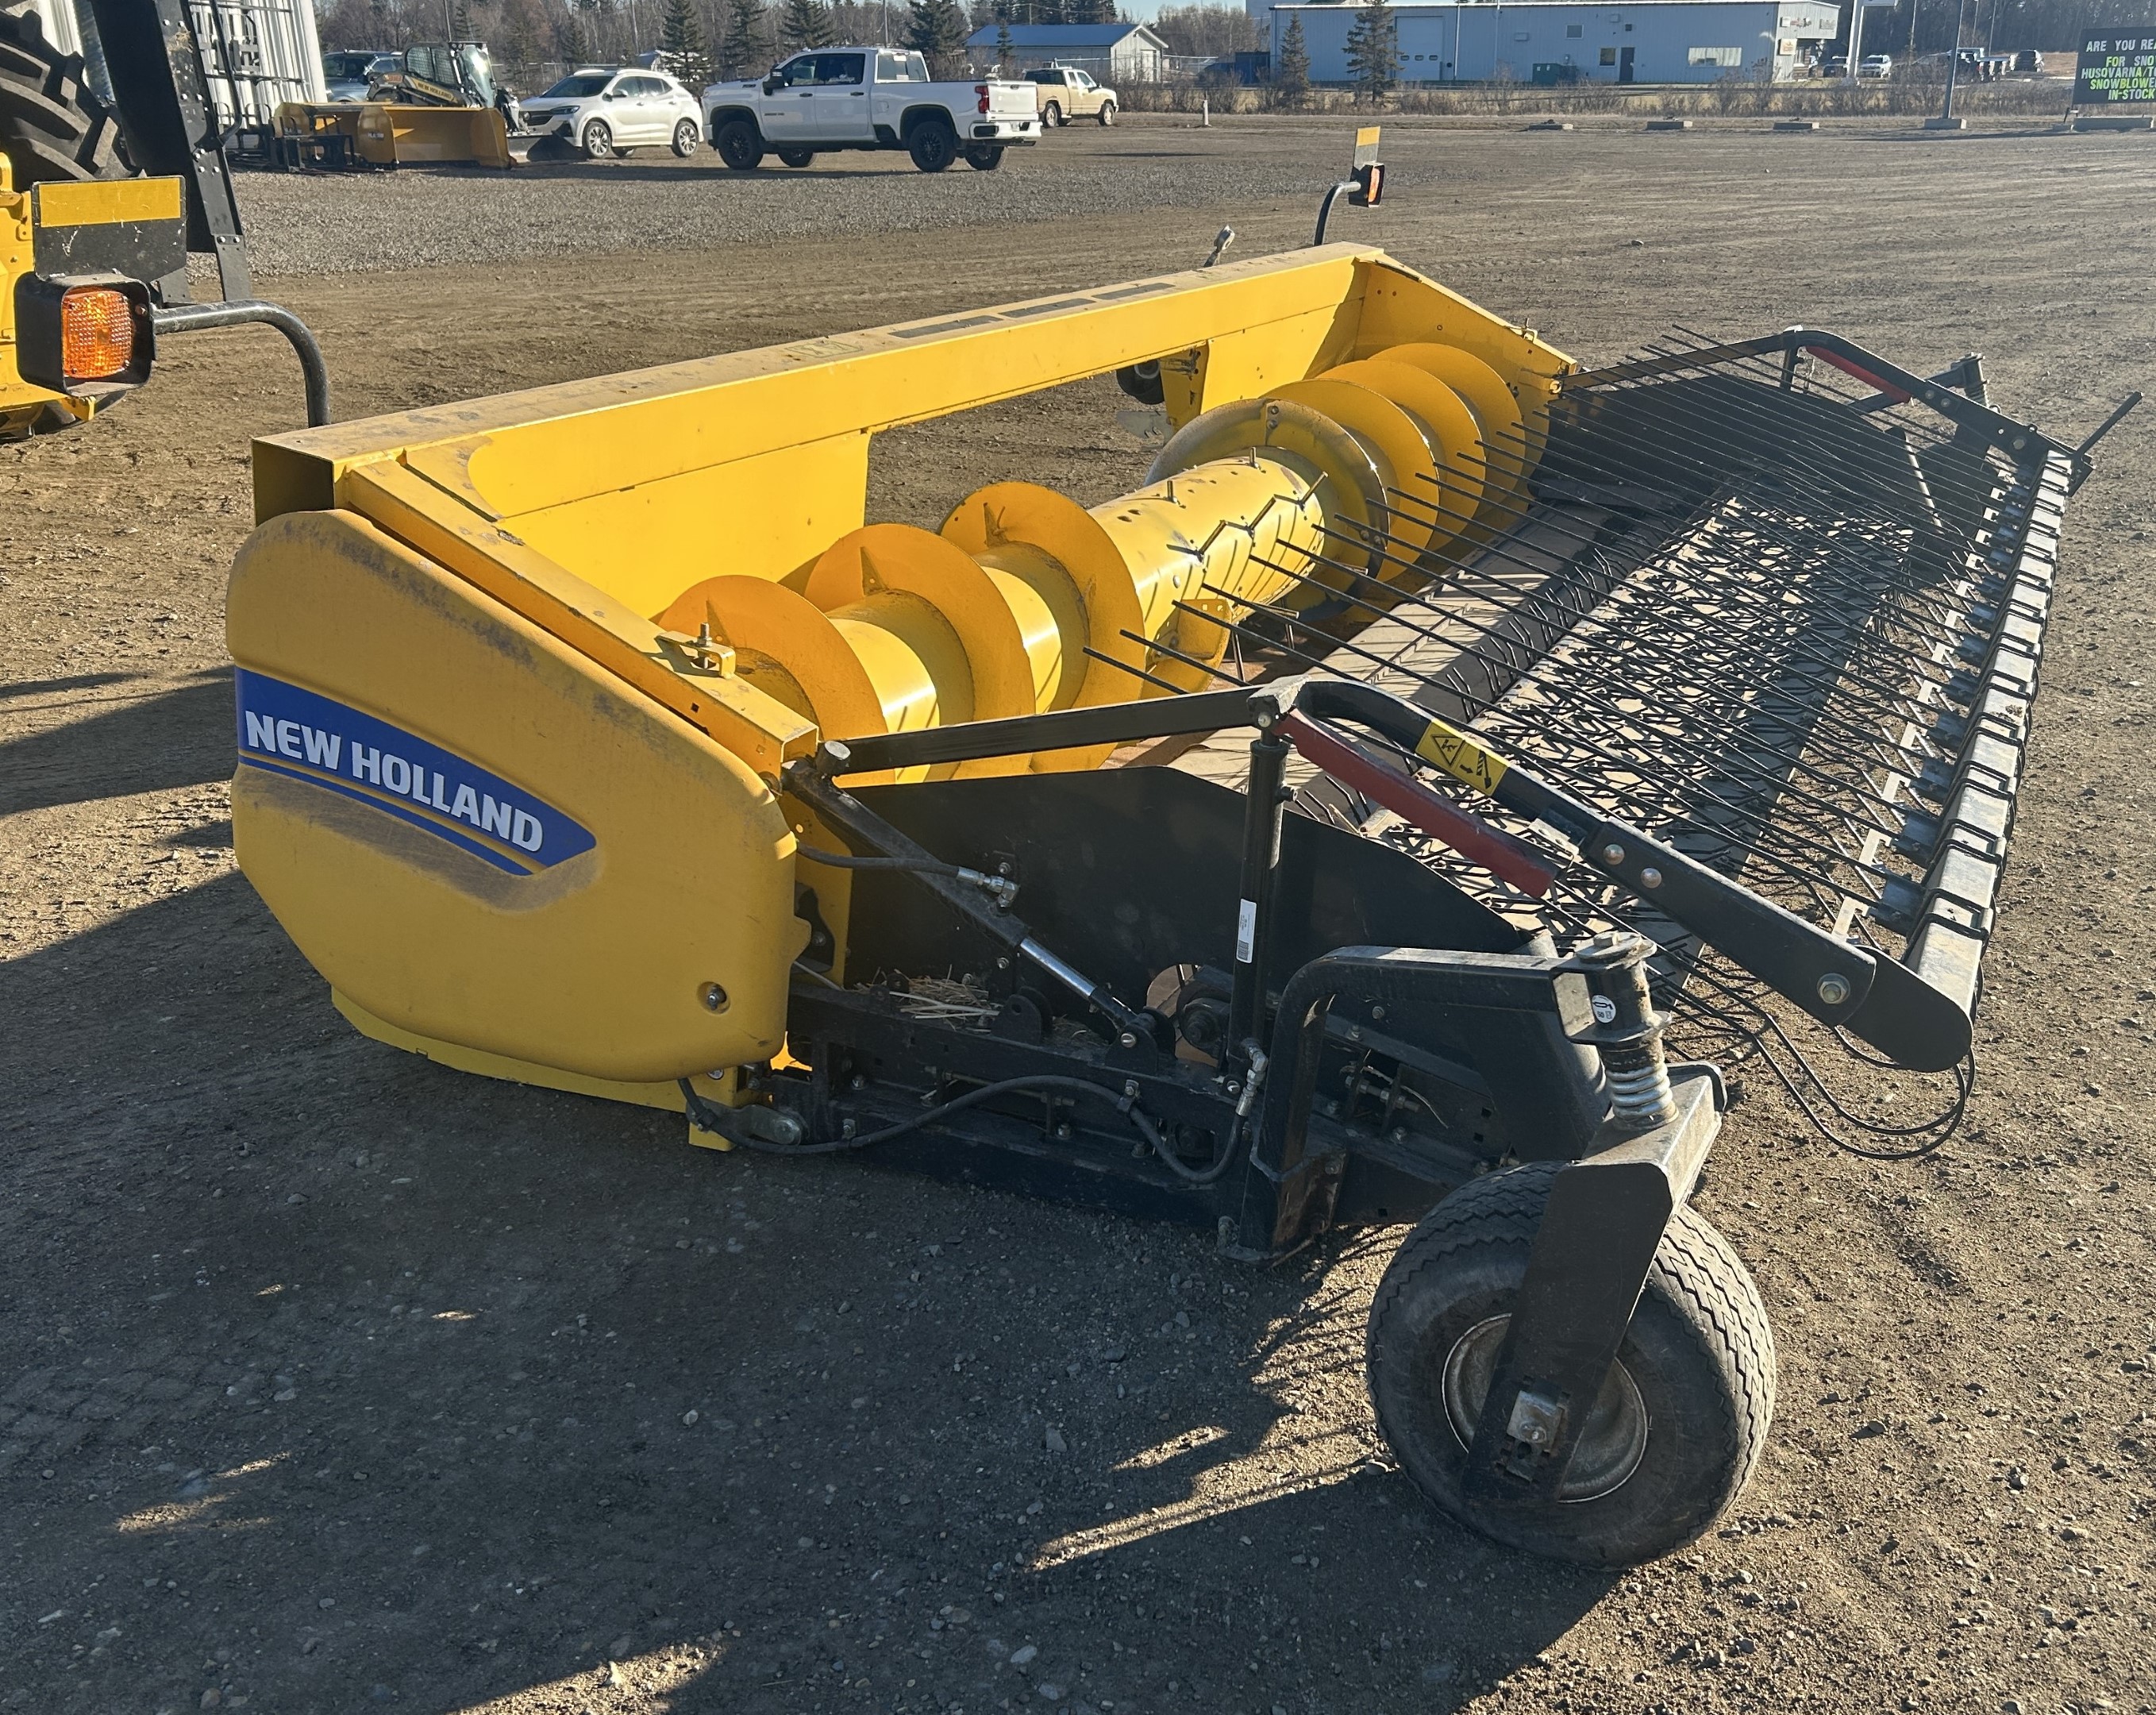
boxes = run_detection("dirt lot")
[3,118,2154,1715]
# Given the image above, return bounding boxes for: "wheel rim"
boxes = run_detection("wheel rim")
[1439,1314,1649,1502]
[585,124,608,156]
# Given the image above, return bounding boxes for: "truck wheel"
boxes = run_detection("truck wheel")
[963,144,1003,171]
[0,6,127,186]
[1097,101,1117,125]
[907,121,956,172]
[671,118,700,157]
[580,118,613,160]
[776,146,815,168]
[1040,100,1063,128]
[715,117,764,171]
[1366,1162,1776,1567]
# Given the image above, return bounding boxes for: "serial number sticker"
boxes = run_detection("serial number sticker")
[234,669,595,876]
[1413,719,1508,796]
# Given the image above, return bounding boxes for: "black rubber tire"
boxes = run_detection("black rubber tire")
[776,146,815,168]
[580,118,612,160]
[1097,100,1116,125]
[963,144,1003,171]
[0,6,127,187]
[1040,100,1062,127]
[907,121,956,172]
[715,117,764,171]
[1367,1161,1776,1567]
[671,118,699,157]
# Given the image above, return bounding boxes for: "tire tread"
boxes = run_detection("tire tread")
[1367,1160,1777,1565]
[0,10,126,186]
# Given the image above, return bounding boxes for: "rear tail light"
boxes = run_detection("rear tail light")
[61,287,136,381]
[13,272,154,396]
[976,83,990,113]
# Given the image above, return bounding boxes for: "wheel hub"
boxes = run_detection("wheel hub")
[1440,1314,1649,1501]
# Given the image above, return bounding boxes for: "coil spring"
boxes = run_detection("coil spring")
[1602,1042,1677,1131]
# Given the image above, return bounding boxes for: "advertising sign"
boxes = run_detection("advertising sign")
[2076,29,2156,103]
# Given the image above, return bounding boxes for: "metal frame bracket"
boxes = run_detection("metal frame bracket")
[1460,1068,1722,1504]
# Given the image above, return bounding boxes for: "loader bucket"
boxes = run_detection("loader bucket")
[231,243,2069,1148]
[272,101,512,169]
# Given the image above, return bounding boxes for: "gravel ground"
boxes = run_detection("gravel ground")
[6,118,2156,1715]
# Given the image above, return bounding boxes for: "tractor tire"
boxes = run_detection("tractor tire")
[907,120,956,172]
[715,117,764,171]
[671,118,700,157]
[1097,100,1116,125]
[580,118,613,160]
[0,6,128,187]
[963,144,1003,171]
[776,146,815,168]
[1366,1161,1776,1567]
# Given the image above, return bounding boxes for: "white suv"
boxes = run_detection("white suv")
[519,67,703,159]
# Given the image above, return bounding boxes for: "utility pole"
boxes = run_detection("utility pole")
[1941,0,1968,114]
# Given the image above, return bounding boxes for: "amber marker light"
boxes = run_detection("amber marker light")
[61,285,137,382]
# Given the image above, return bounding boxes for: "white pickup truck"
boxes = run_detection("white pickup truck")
[703,48,1040,173]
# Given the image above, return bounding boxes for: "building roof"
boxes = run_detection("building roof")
[964,23,1168,52]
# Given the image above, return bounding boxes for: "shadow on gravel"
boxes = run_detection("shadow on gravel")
[2,866,1617,1714]
[0,670,144,701]
[0,668,232,818]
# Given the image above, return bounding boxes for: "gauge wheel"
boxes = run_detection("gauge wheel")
[579,118,612,160]
[907,120,956,172]
[1097,101,1116,125]
[672,118,700,157]
[1366,1161,1777,1567]
[715,116,764,171]
[1040,100,1063,127]
[963,144,1003,171]
[776,146,815,168]
[0,6,128,185]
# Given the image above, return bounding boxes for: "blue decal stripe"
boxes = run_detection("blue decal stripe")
[232,669,596,874]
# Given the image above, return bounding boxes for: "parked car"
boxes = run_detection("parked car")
[321,49,402,102]
[703,48,1039,173]
[1858,53,1893,77]
[1023,65,1117,126]
[519,66,703,160]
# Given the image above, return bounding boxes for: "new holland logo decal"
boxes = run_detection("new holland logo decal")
[234,671,595,876]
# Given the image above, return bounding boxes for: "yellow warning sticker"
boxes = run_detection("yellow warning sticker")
[1414,719,1507,795]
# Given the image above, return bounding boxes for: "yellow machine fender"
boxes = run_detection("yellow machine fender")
[227,510,803,1088]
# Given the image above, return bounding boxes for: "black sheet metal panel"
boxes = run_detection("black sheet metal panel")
[27,190,186,280]
[844,765,1524,1008]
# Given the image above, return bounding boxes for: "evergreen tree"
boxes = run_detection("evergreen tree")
[1272,11,1309,109]
[1064,0,1115,22]
[906,0,970,75]
[995,20,1014,68]
[720,0,772,75]
[450,0,472,38]
[556,7,594,66]
[780,0,837,47]
[662,0,718,87]
[1343,0,1399,105]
